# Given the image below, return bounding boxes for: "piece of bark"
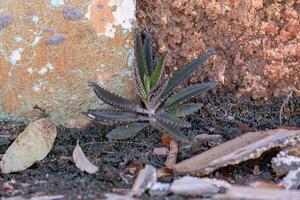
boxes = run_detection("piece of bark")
[157,167,172,178]
[250,181,285,190]
[284,143,300,157]
[280,167,300,190]
[130,165,157,196]
[170,176,230,197]
[165,139,178,168]
[214,186,300,200]
[272,150,300,177]
[173,129,300,176]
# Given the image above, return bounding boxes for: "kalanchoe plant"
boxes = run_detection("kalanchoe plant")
[86,31,216,142]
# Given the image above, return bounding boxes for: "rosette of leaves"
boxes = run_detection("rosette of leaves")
[86,31,216,142]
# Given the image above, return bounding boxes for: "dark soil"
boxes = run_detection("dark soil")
[1,92,300,199]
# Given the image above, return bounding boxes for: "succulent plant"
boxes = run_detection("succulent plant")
[86,31,216,142]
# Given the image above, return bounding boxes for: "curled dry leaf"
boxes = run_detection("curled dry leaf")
[72,141,98,174]
[0,118,57,173]
[172,129,300,176]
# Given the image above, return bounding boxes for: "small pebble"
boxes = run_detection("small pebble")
[63,7,84,20]
[0,15,13,31]
[47,34,65,45]
[153,147,168,156]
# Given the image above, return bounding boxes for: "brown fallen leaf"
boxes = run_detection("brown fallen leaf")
[72,141,98,174]
[0,118,57,173]
[172,129,300,176]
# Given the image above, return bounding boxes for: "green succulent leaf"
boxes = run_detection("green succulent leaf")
[155,111,191,128]
[107,122,149,140]
[162,50,215,96]
[88,82,140,112]
[148,77,169,108]
[135,31,147,82]
[134,68,147,101]
[143,75,151,94]
[86,110,143,124]
[150,55,166,89]
[144,33,153,76]
[164,82,216,108]
[168,103,203,117]
[154,122,188,142]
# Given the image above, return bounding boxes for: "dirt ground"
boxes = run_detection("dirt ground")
[0,91,300,199]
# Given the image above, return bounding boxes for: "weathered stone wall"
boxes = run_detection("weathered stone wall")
[137,0,300,99]
[0,0,135,126]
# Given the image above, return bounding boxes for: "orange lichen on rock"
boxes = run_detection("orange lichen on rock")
[87,0,114,34]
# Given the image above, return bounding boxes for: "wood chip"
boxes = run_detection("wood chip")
[105,193,136,200]
[215,186,300,200]
[165,139,178,168]
[149,182,170,196]
[72,141,98,174]
[172,129,300,176]
[170,176,229,197]
[130,165,157,196]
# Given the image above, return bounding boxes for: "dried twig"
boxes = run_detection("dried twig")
[165,139,178,168]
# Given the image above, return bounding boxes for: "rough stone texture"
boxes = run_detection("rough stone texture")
[137,0,300,99]
[0,0,135,126]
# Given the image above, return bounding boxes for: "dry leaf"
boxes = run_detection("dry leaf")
[0,118,57,173]
[172,129,300,176]
[72,141,98,174]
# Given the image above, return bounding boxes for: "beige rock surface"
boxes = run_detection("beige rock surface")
[0,0,135,125]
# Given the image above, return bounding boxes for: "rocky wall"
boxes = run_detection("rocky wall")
[137,0,300,99]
